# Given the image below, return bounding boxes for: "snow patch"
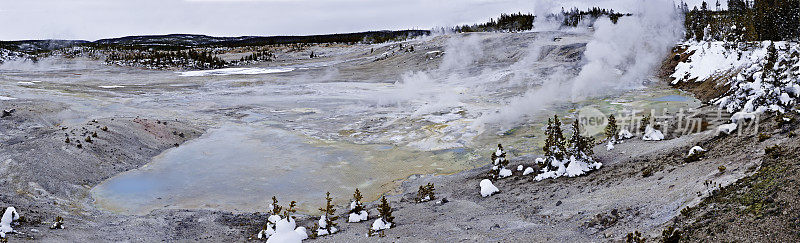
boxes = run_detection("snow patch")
[1,207,20,238]
[522,167,535,175]
[178,67,294,77]
[371,218,392,231]
[535,157,602,181]
[642,125,664,141]
[266,217,305,243]
[479,179,499,197]
[498,168,512,178]
[717,123,738,134]
[348,211,368,223]
[688,146,706,156]
[731,112,756,122]
[618,129,634,139]
[316,215,338,236]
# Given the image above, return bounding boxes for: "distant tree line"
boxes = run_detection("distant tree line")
[106,49,226,69]
[681,0,800,41]
[454,12,535,32]
[221,30,430,46]
[560,7,629,27]
[238,50,274,63]
[450,9,629,33]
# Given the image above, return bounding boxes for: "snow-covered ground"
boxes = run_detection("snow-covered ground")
[672,41,799,115]
[177,67,295,77]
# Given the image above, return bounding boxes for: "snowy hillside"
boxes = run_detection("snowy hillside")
[671,41,800,115]
[0,49,25,64]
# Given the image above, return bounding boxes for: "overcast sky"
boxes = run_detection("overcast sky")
[0,0,719,41]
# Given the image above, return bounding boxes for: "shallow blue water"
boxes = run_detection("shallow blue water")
[91,124,364,214]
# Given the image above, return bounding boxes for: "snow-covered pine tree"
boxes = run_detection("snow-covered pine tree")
[535,117,603,180]
[317,192,339,236]
[415,183,435,203]
[568,119,595,161]
[50,216,64,229]
[260,199,308,242]
[489,144,511,179]
[639,113,652,134]
[604,114,618,142]
[543,115,567,170]
[371,196,394,232]
[348,188,368,223]
[763,42,785,107]
[258,196,284,239]
[764,41,778,81]
[270,196,282,215]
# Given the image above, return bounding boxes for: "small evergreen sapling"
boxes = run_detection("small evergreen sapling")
[568,119,595,160]
[370,196,394,233]
[415,183,435,203]
[265,201,307,242]
[283,201,297,219]
[258,196,284,239]
[639,113,652,134]
[625,231,645,243]
[348,188,368,223]
[317,192,339,236]
[50,216,64,229]
[543,115,567,170]
[270,196,282,215]
[489,144,511,179]
[604,114,618,142]
[367,228,386,237]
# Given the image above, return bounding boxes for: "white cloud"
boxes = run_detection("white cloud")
[0,0,676,41]
[0,0,528,40]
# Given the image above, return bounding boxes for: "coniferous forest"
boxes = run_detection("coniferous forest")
[681,0,800,41]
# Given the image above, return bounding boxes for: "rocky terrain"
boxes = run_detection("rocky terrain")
[1,27,798,242]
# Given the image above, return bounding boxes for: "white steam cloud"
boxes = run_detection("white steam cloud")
[483,0,682,127]
[570,0,682,100]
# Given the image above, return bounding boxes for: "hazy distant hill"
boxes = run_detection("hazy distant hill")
[0,40,90,53]
[0,30,430,53]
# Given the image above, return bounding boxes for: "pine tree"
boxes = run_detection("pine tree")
[604,114,618,142]
[376,196,394,226]
[489,144,509,179]
[318,192,339,235]
[350,188,364,214]
[270,196,282,215]
[415,183,435,203]
[543,115,567,166]
[258,196,284,239]
[283,201,297,219]
[639,113,652,133]
[568,119,595,160]
[764,41,778,82]
[50,216,64,229]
